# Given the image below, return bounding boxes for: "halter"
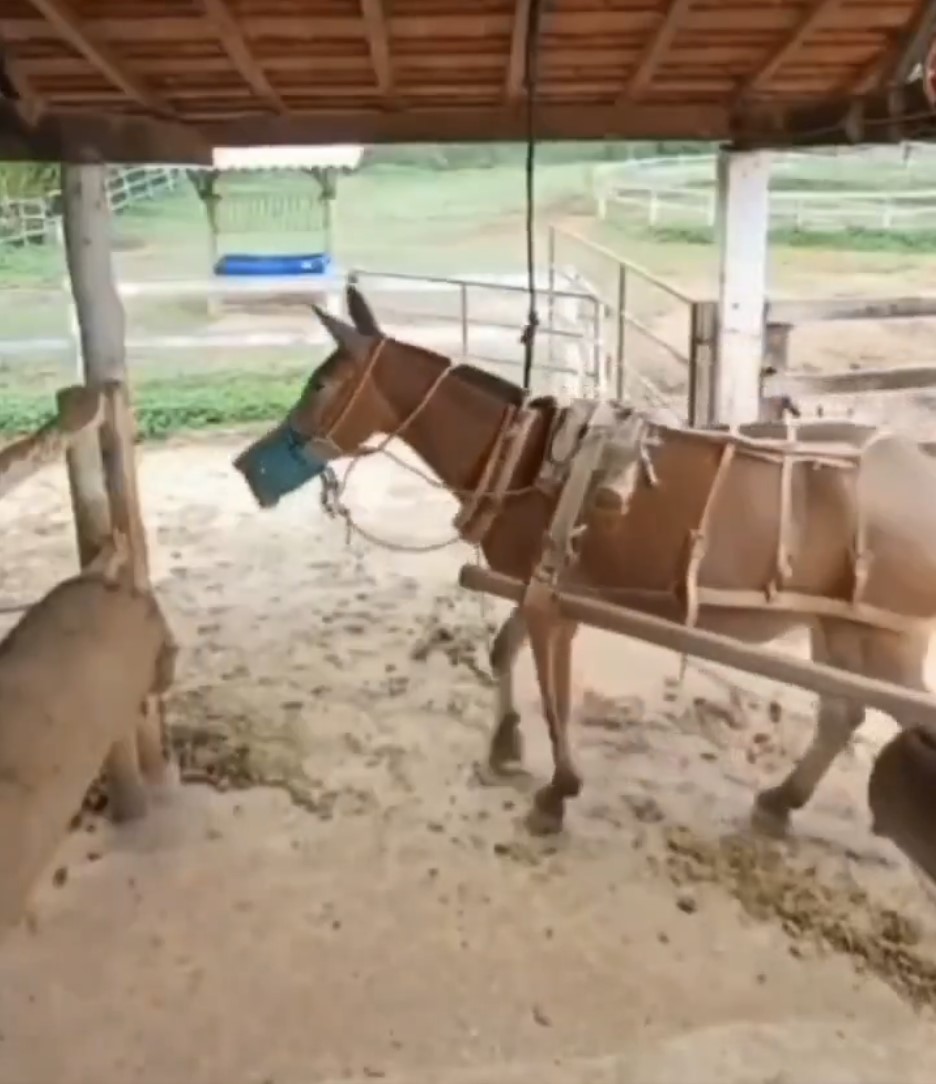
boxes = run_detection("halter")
[295,335,467,461]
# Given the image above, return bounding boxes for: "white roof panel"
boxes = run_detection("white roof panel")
[208,145,364,171]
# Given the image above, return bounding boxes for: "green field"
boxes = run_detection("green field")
[1,150,935,440]
[0,161,596,438]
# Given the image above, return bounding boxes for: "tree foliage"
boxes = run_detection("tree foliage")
[0,163,60,201]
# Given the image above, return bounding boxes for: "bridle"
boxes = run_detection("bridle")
[291,335,470,462]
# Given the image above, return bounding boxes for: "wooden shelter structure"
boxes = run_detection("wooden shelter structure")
[187,144,363,271]
[0,2,935,424]
[0,1,935,158]
[0,0,935,909]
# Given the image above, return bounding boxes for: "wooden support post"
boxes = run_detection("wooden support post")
[546,227,556,366]
[759,323,793,421]
[614,263,627,401]
[458,565,936,735]
[688,300,717,426]
[60,163,168,819]
[714,149,770,426]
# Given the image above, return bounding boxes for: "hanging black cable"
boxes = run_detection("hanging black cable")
[520,0,545,393]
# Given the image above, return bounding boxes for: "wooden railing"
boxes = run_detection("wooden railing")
[760,295,936,434]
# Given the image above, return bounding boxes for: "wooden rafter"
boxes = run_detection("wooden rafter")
[0,47,43,123]
[853,0,936,93]
[20,0,171,114]
[359,0,394,97]
[200,0,285,111]
[741,0,844,96]
[505,0,532,101]
[617,0,694,104]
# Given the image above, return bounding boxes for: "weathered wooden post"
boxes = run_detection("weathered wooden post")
[187,168,222,317]
[759,322,794,421]
[613,263,627,400]
[546,226,557,366]
[688,300,717,426]
[60,163,168,820]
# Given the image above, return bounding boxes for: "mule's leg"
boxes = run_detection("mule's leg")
[525,613,582,836]
[485,606,528,774]
[752,622,866,836]
[753,625,931,836]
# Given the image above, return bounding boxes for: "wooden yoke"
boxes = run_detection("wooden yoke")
[523,403,641,615]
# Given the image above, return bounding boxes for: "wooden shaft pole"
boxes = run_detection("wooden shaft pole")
[458,565,936,733]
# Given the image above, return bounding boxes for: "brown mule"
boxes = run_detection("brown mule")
[237,283,936,837]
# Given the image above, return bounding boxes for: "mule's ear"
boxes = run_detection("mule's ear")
[346,279,381,336]
[312,305,369,358]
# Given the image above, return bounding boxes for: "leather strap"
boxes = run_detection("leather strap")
[523,404,638,614]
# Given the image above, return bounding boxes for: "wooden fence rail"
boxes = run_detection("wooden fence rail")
[0,166,182,249]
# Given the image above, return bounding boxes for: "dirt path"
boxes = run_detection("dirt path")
[0,436,935,1082]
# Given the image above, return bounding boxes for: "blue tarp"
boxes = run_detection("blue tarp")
[214,252,334,277]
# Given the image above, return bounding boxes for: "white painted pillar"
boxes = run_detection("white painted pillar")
[714,148,771,426]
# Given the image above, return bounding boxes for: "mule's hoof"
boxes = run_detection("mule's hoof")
[750,791,791,839]
[524,789,565,836]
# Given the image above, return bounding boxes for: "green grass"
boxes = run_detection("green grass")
[2,156,936,442]
[642,222,936,254]
[0,367,316,440]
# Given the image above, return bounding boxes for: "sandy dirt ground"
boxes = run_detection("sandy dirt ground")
[1,434,936,1083]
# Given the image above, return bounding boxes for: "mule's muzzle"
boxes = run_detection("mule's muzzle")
[868,726,936,888]
[234,424,330,509]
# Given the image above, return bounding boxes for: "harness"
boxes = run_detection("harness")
[455,401,932,638]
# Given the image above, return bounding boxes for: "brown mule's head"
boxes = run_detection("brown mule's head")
[234,283,397,508]
[292,282,398,458]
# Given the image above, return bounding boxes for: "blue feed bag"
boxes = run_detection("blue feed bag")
[214,252,333,277]
[234,426,330,508]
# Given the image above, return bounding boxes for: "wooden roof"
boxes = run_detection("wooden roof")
[0,0,935,161]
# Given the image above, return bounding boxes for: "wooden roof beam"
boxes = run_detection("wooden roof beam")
[852,0,936,93]
[735,77,936,149]
[200,0,285,112]
[0,100,736,161]
[20,0,171,114]
[505,0,532,101]
[740,0,845,96]
[359,0,394,98]
[0,47,43,123]
[617,0,694,104]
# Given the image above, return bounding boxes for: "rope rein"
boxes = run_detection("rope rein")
[313,342,543,553]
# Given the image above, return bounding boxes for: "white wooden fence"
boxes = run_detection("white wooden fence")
[593,144,936,234]
[0,167,183,248]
